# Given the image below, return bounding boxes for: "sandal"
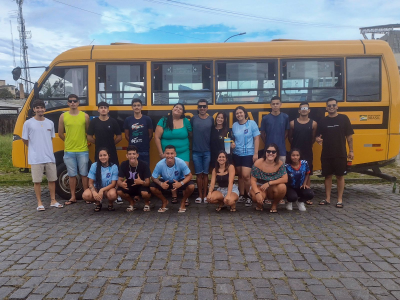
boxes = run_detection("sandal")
[94,203,102,212]
[36,205,45,211]
[64,200,76,205]
[126,205,136,212]
[178,208,186,213]
[336,202,343,208]
[255,206,263,211]
[305,200,313,205]
[158,207,169,213]
[50,202,63,208]
[230,207,236,212]
[143,205,150,212]
[269,209,278,213]
[319,200,330,205]
[264,199,271,205]
[108,205,115,211]
[171,197,178,204]
[185,199,190,206]
[216,206,223,212]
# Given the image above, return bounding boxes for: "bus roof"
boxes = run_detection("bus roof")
[52,39,392,65]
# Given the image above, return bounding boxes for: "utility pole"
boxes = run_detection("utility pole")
[16,0,32,94]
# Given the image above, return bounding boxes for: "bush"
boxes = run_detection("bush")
[0,89,14,99]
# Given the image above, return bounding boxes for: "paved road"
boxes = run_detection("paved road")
[0,184,399,300]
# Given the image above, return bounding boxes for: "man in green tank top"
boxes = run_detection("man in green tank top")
[58,94,90,205]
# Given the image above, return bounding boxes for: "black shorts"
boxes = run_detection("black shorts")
[118,185,150,197]
[150,179,194,192]
[232,154,253,168]
[321,157,347,177]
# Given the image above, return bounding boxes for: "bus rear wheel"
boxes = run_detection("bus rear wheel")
[55,163,83,200]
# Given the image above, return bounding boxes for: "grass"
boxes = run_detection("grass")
[0,134,32,186]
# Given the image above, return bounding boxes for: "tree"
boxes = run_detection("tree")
[0,89,14,99]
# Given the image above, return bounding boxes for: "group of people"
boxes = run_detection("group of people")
[22,93,354,213]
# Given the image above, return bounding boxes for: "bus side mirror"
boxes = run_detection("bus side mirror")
[33,82,39,100]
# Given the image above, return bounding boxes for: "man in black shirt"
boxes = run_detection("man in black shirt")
[87,102,122,165]
[117,145,152,212]
[316,98,354,208]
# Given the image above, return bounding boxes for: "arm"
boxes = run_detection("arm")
[301,173,311,189]
[346,134,354,160]
[88,178,100,200]
[260,131,266,144]
[253,135,260,162]
[85,113,90,133]
[288,121,294,144]
[207,169,217,199]
[148,128,153,142]
[285,129,289,140]
[58,114,65,141]
[22,139,28,147]
[133,174,150,187]
[117,177,128,189]
[154,125,164,159]
[312,121,317,143]
[152,176,169,190]
[124,129,130,143]
[269,173,288,186]
[225,165,235,198]
[86,135,95,144]
[114,134,122,145]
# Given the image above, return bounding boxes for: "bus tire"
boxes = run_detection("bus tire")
[55,163,83,200]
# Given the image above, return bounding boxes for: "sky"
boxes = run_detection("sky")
[0,0,399,90]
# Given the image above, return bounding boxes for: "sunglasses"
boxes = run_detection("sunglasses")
[266,150,277,154]
[198,105,207,109]
[327,104,337,108]
[68,100,78,103]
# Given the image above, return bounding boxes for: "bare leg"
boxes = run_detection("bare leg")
[241,167,251,196]
[180,185,194,211]
[196,174,204,199]
[48,181,57,205]
[324,175,333,203]
[67,176,77,203]
[268,184,287,212]
[82,188,95,202]
[336,175,345,203]
[141,191,151,207]
[202,174,208,199]
[236,167,244,195]
[81,176,89,190]
[34,183,43,207]
[117,190,135,207]
[150,187,168,209]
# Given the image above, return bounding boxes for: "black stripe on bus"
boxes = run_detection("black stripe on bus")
[360,40,366,54]
[90,45,94,60]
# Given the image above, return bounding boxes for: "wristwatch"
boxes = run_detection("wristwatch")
[181,181,184,186]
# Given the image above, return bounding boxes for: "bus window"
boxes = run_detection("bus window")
[346,57,381,102]
[216,61,277,104]
[281,59,343,102]
[97,63,146,105]
[39,67,88,110]
[152,62,212,105]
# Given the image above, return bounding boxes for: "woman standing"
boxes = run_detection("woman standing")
[210,112,229,169]
[82,148,119,212]
[285,148,314,211]
[207,151,239,212]
[154,103,192,165]
[231,106,260,207]
[249,144,288,213]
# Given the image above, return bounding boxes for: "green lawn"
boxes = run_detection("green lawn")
[0,134,33,186]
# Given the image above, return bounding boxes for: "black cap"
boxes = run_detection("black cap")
[97,101,109,108]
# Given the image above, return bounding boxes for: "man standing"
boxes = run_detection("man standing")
[316,98,354,208]
[58,94,90,205]
[124,98,153,165]
[288,102,317,189]
[150,145,194,213]
[260,96,290,163]
[87,101,122,165]
[22,100,63,210]
[191,99,213,204]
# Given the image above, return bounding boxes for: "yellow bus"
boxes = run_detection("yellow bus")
[12,40,400,199]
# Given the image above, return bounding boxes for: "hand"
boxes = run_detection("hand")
[300,184,310,189]
[316,134,323,146]
[231,142,236,149]
[97,189,104,200]
[207,192,212,202]
[160,181,169,190]
[348,151,354,160]
[224,194,231,204]
[120,179,128,189]
[159,153,165,159]
[132,174,143,186]
[172,179,182,191]
[255,192,264,205]
[253,153,258,163]
[260,182,269,191]
[92,191,101,201]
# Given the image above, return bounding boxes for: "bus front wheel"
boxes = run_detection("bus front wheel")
[55,163,84,200]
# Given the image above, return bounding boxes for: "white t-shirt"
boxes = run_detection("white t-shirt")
[22,117,56,164]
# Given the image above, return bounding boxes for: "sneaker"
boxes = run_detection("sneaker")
[238,195,245,203]
[195,197,202,204]
[245,198,253,207]
[297,201,306,212]
[115,196,123,204]
[203,197,208,204]
[286,202,293,211]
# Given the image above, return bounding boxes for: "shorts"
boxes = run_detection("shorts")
[151,179,194,192]
[232,154,253,168]
[63,151,89,177]
[138,151,150,166]
[193,151,211,174]
[31,163,57,183]
[217,185,240,197]
[321,157,347,177]
[118,185,150,197]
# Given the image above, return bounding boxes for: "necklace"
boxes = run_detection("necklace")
[129,164,138,180]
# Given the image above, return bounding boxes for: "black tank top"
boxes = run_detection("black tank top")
[291,118,313,161]
[216,173,229,188]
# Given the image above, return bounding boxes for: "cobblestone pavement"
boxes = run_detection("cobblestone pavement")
[0,184,399,300]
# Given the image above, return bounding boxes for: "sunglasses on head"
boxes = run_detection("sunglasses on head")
[198,105,207,108]
[68,100,78,103]
[266,150,277,154]
[327,104,337,108]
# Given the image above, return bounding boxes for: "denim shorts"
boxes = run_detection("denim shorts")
[63,151,89,177]
[192,151,211,174]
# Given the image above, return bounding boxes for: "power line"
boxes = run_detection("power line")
[52,0,217,42]
[145,0,358,29]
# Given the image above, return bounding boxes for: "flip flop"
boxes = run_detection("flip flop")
[269,209,278,213]
[126,205,136,212]
[185,199,190,206]
[50,202,63,208]
[336,202,343,208]
[256,206,263,211]
[107,205,115,211]
[158,207,169,213]
[216,206,223,212]
[319,200,330,205]
[305,200,313,205]
[178,208,186,213]
[143,205,151,212]
[37,205,45,211]
[64,200,76,205]
[171,197,178,204]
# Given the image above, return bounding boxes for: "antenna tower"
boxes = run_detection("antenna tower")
[10,20,17,85]
[16,0,32,93]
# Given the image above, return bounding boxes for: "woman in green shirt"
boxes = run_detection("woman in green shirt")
[154,103,192,165]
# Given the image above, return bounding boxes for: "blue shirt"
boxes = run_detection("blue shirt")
[152,157,191,182]
[123,115,153,153]
[261,113,289,156]
[88,163,119,189]
[285,160,310,189]
[231,120,260,156]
